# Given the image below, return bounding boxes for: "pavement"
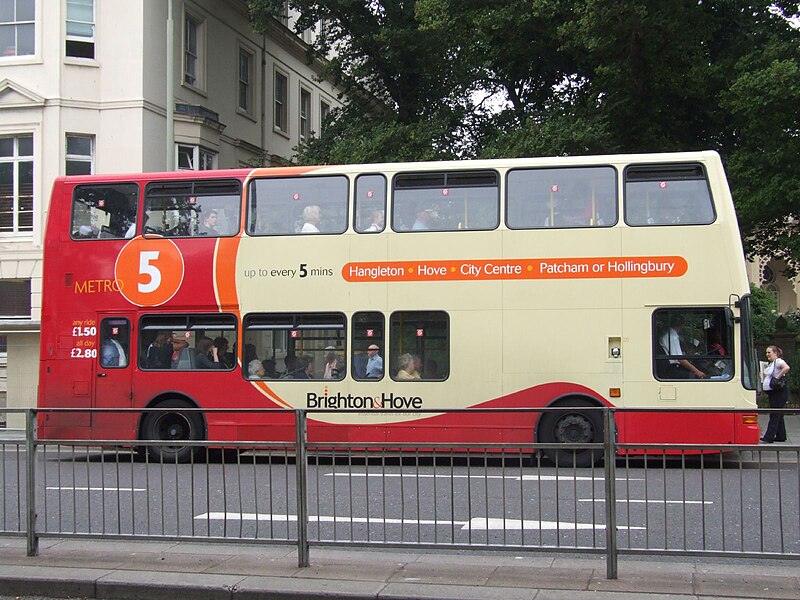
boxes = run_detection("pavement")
[0,536,799,600]
[0,413,797,600]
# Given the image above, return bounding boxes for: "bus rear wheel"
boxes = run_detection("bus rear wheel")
[141,399,204,463]
[538,399,603,468]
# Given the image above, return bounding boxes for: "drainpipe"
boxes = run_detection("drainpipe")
[166,0,175,170]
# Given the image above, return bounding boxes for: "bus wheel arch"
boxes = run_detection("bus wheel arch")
[536,395,605,468]
[139,395,206,463]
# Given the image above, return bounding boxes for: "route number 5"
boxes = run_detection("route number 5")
[139,251,161,293]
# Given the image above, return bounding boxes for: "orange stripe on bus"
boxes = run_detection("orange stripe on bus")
[342,256,688,282]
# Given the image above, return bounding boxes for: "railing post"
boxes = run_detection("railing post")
[25,409,38,557]
[295,409,309,567]
[603,407,617,579]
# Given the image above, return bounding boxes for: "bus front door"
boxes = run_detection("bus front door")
[93,314,135,440]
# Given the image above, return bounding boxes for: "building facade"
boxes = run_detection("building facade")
[0,0,342,422]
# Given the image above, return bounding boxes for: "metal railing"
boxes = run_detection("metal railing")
[1,407,797,579]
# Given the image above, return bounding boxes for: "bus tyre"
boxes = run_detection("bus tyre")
[141,399,204,464]
[538,399,603,468]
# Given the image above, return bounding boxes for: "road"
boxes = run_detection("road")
[1,446,796,557]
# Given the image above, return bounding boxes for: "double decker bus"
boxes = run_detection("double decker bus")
[38,151,761,465]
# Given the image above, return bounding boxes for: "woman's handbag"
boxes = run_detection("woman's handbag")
[770,374,787,389]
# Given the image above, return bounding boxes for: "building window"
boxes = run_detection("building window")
[0,0,34,57]
[176,144,217,171]
[0,279,31,318]
[274,70,288,133]
[0,335,7,354]
[238,47,253,113]
[66,0,94,59]
[0,135,34,234]
[299,87,311,140]
[66,134,93,175]
[320,100,330,132]
[183,13,204,89]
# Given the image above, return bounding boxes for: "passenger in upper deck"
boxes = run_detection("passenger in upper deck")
[199,209,219,236]
[412,207,436,230]
[363,210,385,232]
[300,205,321,233]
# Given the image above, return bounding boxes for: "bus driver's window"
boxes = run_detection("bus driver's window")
[653,308,733,381]
[100,318,130,368]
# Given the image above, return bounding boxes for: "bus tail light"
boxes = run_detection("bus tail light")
[742,414,758,425]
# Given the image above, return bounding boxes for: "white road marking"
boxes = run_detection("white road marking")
[330,473,643,482]
[194,512,644,530]
[46,486,145,492]
[579,499,713,505]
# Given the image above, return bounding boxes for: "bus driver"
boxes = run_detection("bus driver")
[659,315,705,379]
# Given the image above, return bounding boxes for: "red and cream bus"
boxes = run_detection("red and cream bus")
[38,152,761,464]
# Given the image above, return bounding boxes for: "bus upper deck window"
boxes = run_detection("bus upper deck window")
[624,164,716,226]
[143,180,241,238]
[70,184,138,240]
[247,175,349,236]
[392,171,499,232]
[354,174,387,233]
[506,166,617,230]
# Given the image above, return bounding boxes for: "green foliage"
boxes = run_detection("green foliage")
[749,282,778,342]
[246,1,800,264]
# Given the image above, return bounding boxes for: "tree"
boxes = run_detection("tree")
[248,0,477,162]
[247,1,800,268]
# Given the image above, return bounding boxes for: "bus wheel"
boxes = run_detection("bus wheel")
[141,399,204,463]
[538,400,603,468]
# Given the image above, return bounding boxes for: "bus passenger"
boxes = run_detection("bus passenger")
[199,209,219,235]
[213,336,234,368]
[323,346,344,379]
[263,358,278,378]
[300,205,321,233]
[195,337,223,369]
[395,353,419,379]
[247,359,266,379]
[146,331,188,369]
[412,355,423,378]
[365,345,383,378]
[363,210,384,232]
[243,343,258,366]
[412,207,436,230]
[659,316,705,379]
[293,356,314,379]
[101,334,127,368]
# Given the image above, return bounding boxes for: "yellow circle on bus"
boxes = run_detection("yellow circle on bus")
[114,237,185,307]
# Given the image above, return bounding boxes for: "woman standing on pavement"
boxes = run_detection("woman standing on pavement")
[761,345,790,443]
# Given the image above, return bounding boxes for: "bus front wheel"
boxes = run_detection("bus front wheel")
[141,399,204,463]
[537,399,603,468]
